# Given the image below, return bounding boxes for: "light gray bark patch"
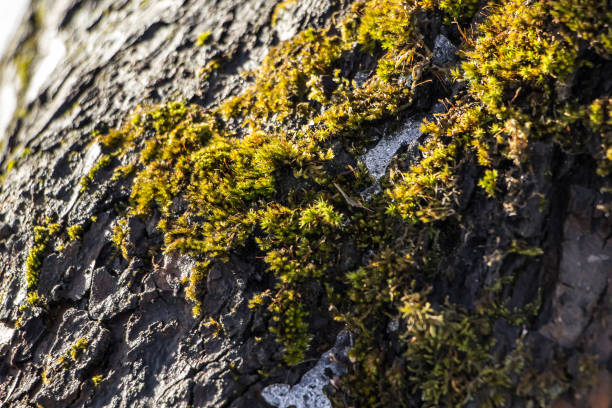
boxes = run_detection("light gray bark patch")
[262,331,353,408]
[361,117,423,180]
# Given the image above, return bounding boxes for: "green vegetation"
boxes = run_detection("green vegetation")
[83,0,611,404]
[69,337,89,360]
[198,58,221,80]
[80,154,112,192]
[478,169,498,197]
[25,221,61,305]
[272,0,297,26]
[587,97,612,175]
[53,337,89,369]
[67,224,83,242]
[92,374,104,387]
[111,218,130,259]
[419,0,480,22]
[195,31,211,47]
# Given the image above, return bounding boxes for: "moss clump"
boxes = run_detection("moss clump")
[91,0,432,364]
[69,337,89,360]
[88,0,610,404]
[343,288,524,407]
[80,154,112,192]
[551,0,612,56]
[91,374,104,387]
[67,224,83,242]
[478,168,498,197]
[418,0,480,23]
[195,31,211,47]
[198,58,221,81]
[587,97,612,175]
[111,218,130,259]
[25,221,61,304]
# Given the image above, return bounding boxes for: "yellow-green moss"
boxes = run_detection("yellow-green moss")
[69,337,89,360]
[85,0,607,404]
[87,0,458,370]
[111,218,130,259]
[25,221,61,304]
[67,224,83,242]
[587,97,612,175]
[479,168,498,197]
[92,374,104,387]
[80,154,112,192]
[198,58,221,81]
[272,0,297,26]
[195,31,211,47]
[551,0,612,56]
[419,0,480,23]
[89,0,434,364]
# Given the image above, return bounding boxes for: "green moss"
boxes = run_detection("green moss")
[69,337,88,360]
[198,58,221,81]
[478,169,498,197]
[203,316,224,337]
[419,0,480,22]
[25,221,61,304]
[586,97,612,175]
[111,218,130,259]
[80,154,112,192]
[67,224,83,242]
[89,0,443,369]
[92,374,104,387]
[399,293,520,406]
[551,0,612,56]
[272,0,297,26]
[195,31,211,47]
[6,160,17,172]
[111,163,134,181]
[87,0,607,404]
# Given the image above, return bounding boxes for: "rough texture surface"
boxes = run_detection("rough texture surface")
[0,1,348,407]
[0,0,611,407]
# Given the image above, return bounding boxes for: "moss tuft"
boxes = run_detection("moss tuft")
[67,224,83,242]
[195,31,211,47]
[25,221,61,305]
[84,0,611,404]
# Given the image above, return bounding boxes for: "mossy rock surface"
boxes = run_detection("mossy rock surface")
[0,0,611,407]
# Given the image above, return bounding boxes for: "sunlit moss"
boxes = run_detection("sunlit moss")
[195,31,211,47]
[67,224,83,242]
[83,0,606,404]
[25,221,61,304]
[69,337,89,360]
[418,0,480,22]
[272,0,297,26]
[92,374,104,387]
[111,218,130,259]
[80,155,112,192]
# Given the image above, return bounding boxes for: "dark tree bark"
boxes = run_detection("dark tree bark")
[0,1,611,408]
[0,1,347,407]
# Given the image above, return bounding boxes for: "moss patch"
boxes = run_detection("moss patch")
[83,0,612,404]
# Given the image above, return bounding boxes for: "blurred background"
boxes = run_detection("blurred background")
[0,1,30,146]
[0,2,29,57]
